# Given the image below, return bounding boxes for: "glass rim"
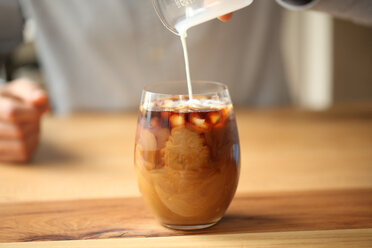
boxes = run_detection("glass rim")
[143,80,229,96]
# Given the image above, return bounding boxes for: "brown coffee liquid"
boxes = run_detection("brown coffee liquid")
[135,100,240,226]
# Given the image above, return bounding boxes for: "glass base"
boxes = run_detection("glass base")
[163,222,217,230]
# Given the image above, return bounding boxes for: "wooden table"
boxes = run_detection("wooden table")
[0,104,372,247]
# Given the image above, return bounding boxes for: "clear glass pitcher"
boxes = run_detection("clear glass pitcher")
[152,0,254,35]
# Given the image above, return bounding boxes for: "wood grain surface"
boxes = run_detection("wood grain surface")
[1,189,371,243]
[2,229,372,248]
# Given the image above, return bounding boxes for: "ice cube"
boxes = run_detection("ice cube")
[150,117,160,129]
[135,129,157,170]
[170,114,185,127]
[191,115,209,130]
[155,128,170,149]
[138,129,157,152]
[208,112,221,125]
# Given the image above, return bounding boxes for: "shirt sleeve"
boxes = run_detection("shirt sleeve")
[0,0,24,58]
[277,0,372,26]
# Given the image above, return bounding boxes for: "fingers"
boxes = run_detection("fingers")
[0,79,50,123]
[0,79,46,163]
[0,97,40,123]
[1,78,50,112]
[0,121,39,139]
[218,13,233,22]
[0,132,39,163]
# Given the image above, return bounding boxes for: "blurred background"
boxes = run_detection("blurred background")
[0,8,372,110]
[282,10,372,109]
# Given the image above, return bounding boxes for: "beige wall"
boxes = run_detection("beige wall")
[333,19,372,103]
[282,10,333,110]
[282,11,372,107]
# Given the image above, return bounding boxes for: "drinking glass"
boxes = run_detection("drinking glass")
[134,81,240,230]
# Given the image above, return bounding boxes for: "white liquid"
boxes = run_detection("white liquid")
[180,33,193,100]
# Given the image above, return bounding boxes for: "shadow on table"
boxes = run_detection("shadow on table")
[196,214,293,235]
[30,141,79,166]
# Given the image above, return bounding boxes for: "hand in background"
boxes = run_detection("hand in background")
[218,13,233,22]
[0,79,49,163]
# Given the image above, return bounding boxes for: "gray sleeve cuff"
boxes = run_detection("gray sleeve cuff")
[277,0,372,26]
[276,0,319,10]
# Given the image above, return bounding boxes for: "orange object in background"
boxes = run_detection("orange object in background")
[218,13,233,22]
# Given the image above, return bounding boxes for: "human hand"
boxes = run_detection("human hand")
[218,13,233,22]
[0,79,49,163]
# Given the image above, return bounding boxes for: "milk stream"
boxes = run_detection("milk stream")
[180,33,193,101]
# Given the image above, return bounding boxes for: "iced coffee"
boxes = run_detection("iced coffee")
[135,92,240,230]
